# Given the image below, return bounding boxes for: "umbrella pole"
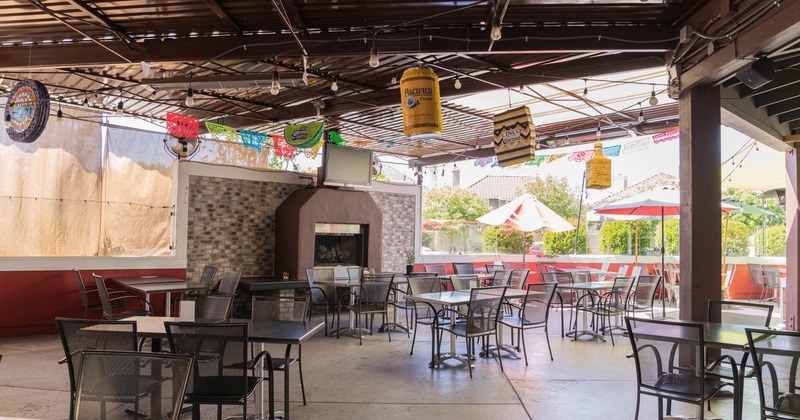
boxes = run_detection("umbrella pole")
[661,208,666,318]
[635,220,639,265]
[723,212,730,266]
[522,231,527,267]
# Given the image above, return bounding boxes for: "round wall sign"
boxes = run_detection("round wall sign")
[4,79,51,143]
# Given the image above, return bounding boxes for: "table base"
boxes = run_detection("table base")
[480,344,521,359]
[430,352,475,368]
[379,322,410,333]
[567,329,607,342]
[335,326,372,339]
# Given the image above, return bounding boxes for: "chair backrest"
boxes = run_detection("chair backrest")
[252,295,309,322]
[543,265,557,273]
[631,275,660,309]
[541,271,573,285]
[747,263,765,286]
[745,328,800,419]
[600,262,611,272]
[452,263,476,275]
[195,294,233,320]
[707,300,773,327]
[450,275,478,290]
[518,282,558,325]
[359,273,395,306]
[217,270,242,295]
[485,264,505,273]
[664,264,679,286]
[56,317,138,415]
[608,277,635,311]
[407,272,437,278]
[423,264,447,276]
[617,265,629,276]
[569,271,592,283]
[347,266,362,282]
[73,269,91,308]
[488,270,512,287]
[74,350,192,420]
[722,264,736,290]
[92,274,115,319]
[313,267,336,282]
[625,317,706,400]
[165,322,255,397]
[630,266,642,281]
[197,265,218,287]
[407,276,444,317]
[508,269,530,289]
[761,265,782,289]
[464,286,507,334]
[501,262,513,270]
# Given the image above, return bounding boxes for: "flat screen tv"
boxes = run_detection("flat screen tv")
[322,143,373,189]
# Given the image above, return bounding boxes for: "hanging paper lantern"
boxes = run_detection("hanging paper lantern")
[585,142,612,189]
[272,134,296,158]
[303,140,323,159]
[240,129,267,152]
[205,122,239,142]
[492,106,535,167]
[284,121,324,148]
[4,79,51,143]
[166,112,199,139]
[399,67,443,138]
[328,131,346,145]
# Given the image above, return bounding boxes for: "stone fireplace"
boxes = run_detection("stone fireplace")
[274,187,383,279]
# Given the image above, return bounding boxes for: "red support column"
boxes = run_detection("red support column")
[679,86,722,322]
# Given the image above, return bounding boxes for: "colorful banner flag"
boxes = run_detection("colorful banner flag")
[284,121,324,148]
[547,153,567,163]
[239,130,267,152]
[624,137,650,154]
[166,112,199,140]
[603,145,622,157]
[492,106,536,166]
[205,122,239,142]
[273,135,296,158]
[652,128,679,144]
[303,140,323,159]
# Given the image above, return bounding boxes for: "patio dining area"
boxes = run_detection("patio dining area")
[0,302,780,420]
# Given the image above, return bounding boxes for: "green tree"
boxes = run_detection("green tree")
[422,187,490,247]
[520,175,582,219]
[655,219,680,255]
[723,219,752,256]
[544,219,586,254]
[599,220,657,255]
[482,225,526,253]
[722,188,784,228]
[761,225,786,256]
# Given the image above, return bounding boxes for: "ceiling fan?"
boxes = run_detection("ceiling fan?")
[163,136,201,160]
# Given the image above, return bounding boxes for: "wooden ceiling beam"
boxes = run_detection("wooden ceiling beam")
[201,0,243,36]
[63,0,138,46]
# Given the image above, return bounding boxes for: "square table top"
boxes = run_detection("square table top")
[109,276,186,286]
[406,288,528,305]
[121,283,207,294]
[627,319,777,351]
[121,316,324,344]
[556,281,615,291]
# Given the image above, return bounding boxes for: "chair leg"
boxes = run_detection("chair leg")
[634,392,641,420]
[544,326,553,361]
[494,333,504,372]
[298,346,306,405]
[520,328,529,366]
[467,338,473,378]
[385,312,391,342]
[322,305,328,337]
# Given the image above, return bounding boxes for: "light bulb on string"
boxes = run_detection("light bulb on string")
[185,87,194,106]
[391,66,397,84]
[648,85,658,106]
[583,79,588,97]
[638,105,644,123]
[4,113,11,129]
[270,71,281,95]
[369,45,380,68]
[596,122,602,137]
[140,61,151,78]
[331,80,339,92]
[56,100,62,119]
[83,95,89,109]
[490,16,502,41]
[116,101,124,116]
[441,167,445,177]
[454,76,462,89]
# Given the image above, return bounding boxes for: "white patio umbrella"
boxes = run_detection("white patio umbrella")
[595,186,740,316]
[477,193,575,264]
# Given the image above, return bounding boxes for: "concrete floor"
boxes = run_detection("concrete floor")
[0,305,773,420]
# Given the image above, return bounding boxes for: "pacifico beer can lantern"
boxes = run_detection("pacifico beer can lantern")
[400,67,443,138]
[585,142,612,189]
[492,106,536,167]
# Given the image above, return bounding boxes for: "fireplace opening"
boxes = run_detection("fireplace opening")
[314,223,367,267]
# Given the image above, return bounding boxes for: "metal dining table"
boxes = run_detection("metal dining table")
[556,281,614,341]
[123,315,324,420]
[109,276,206,317]
[629,319,780,420]
[405,288,527,367]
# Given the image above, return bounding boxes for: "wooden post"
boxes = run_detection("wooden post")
[679,86,722,323]
[785,148,799,331]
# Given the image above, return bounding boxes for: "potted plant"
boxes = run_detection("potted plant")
[405,250,415,275]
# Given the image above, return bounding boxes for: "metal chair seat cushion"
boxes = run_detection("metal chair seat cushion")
[642,373,730,401]
[77,374,163,400]
[435,307,499,338]
[185,376,263,402]
[499,316,546,329]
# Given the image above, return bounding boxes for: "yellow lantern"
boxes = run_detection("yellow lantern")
[493,106,536,167]
[585,142,612,189]
[400,67,443,138]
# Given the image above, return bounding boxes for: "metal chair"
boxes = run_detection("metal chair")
[508,269,530,289]
[305,268,330,336]
[178,265,218,301]
[165,322,273,420]
[485,264,505,274]
[452,263,476,275]
[627,275,661,320]
[575,276,634,346]
[745,328,800,419]
[624,317,736,420]
[251,296,310,407]
[747,263,765,301]
[73,269,125,319]
[708,299,773,327]
[73,350,192,420]
[488,270,512,287]
[423,264,447,276]
[500,282,558,364]
[721,264,736,300]
[216,270,242,296]
[194,294,233,320]
[434,286,507,378]
[407,276,445,361]
[56,318,139,419]
[337,273,395,345]
[762,265,783,302]
[541,271,576,337]
[450,274,478,290]
[92,274,152,320]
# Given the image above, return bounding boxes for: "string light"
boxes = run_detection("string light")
[638,104,645,123]
[4,113,11,129]
[583,79,588,97]
[140,61,151,78]
[490,16,502,41]
[56,100,62,118]
[391,66,398,84]
[596,121,602,137]
[83,95,89,109]
[369,45,380,68]
[649,85,658,106]
[185,87,194,106]
[454,76,462,89]
[331,79,339,92]
[115,101,124,116]
[269,70,281,95]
